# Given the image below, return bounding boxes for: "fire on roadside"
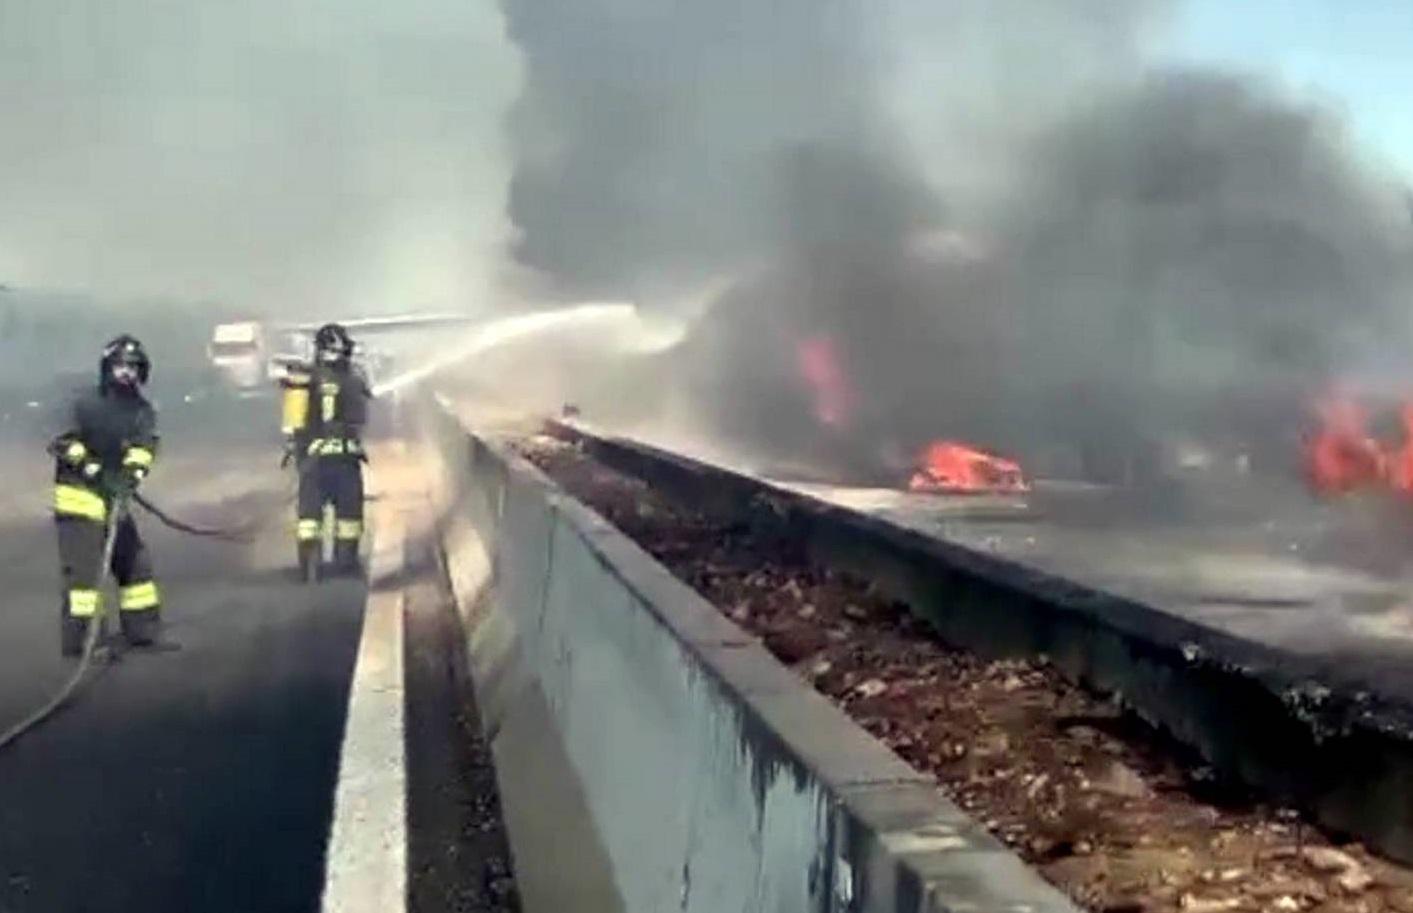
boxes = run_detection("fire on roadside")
[1388,403,1413,496]
[908,440,1029,495]
[1304,389,1413,497]
[795,335,853,429]
[790,337,1027,494]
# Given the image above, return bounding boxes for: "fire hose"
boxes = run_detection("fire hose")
[0,495,129,751]
[0,482,268,751]
[0,449,335,751]
[132,490,260,542]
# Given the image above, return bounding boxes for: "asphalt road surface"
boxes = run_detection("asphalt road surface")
[0,396,514,913]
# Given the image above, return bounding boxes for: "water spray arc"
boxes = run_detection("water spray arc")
[371,302,682,397]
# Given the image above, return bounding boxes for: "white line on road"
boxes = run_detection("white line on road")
[320,510,407,913]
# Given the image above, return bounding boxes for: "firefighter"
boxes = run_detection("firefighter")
[49,335,162,656]
[281,322,371,578]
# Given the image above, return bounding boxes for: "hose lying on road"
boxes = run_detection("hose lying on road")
[133,491,259,542]
[0,473,296,751]
[0,470,308,750]
[0,497,127,752]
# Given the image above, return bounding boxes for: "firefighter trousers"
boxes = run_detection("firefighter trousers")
[56,514,161,651]
[296,455,364,566]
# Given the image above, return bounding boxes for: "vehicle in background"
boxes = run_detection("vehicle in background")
[207,321,267,395]
[265,329,313,383]
[209,312,479,394]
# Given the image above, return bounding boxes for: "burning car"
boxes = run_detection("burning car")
[908,439,1029,495]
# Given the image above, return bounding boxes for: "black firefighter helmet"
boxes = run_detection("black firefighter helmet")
[314,322,354,363]
[100,334,151,388]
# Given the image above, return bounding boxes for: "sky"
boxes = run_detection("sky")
[0,2,1410,308]
[1161,0,1413,179]
[0,1,518,312]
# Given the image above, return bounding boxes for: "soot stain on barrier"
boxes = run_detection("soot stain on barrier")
[554,489,835,907]
[564,496,826,815]
[667,619,819,817]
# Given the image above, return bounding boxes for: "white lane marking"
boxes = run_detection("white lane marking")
[320,512,407,913]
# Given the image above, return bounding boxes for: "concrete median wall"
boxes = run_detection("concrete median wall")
[420,400,1080,913]
[541,419,1413,866]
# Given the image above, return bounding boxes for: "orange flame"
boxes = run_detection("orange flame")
[1386,402,1413,497]
[908,440,1029,494]
[795,336,853,428]
[1305,392,1386,494]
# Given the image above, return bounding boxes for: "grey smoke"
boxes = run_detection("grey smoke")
[501,0,1171,294]
[997,72,1413,471]
[499,1,1413,480]
[0,0,516,311]
[501,0,940,297]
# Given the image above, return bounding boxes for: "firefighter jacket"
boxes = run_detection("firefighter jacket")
[51,386,158,522]
[281,361,371,460]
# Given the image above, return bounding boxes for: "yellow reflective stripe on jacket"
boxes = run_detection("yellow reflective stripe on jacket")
[68,589,101,618]
[54,485,107,521]
[296,519,321,541]
[307,438,363,457]
[119,581,160,611]
[320,382,340,423]
[335,519,363,541]
[64,441,88,464]
[123,446,155,469]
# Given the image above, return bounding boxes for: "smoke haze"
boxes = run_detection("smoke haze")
[498,0,1413,478]
[0,1,517,313]
[501,0,1174,294]
[4,1,1412,478]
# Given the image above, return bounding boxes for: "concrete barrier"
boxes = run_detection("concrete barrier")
[421,400,1081,913]
[543,419,1413,866]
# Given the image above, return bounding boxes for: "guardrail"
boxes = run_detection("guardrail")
[421,400,1081,913]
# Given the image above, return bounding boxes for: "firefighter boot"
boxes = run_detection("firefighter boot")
[298,540,321,583]
[59,588,103,658]
[119,606,159,647]
[121,611,180,652]
[60,602,119,657]
[60,604,86,657]
[332,539,362,577]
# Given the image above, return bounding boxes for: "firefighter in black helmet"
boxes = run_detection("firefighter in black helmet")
[281,322,371,579]
[48,335,163,655]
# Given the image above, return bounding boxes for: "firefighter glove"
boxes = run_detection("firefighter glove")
[48,434,87,466]
[109,467,142,497]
